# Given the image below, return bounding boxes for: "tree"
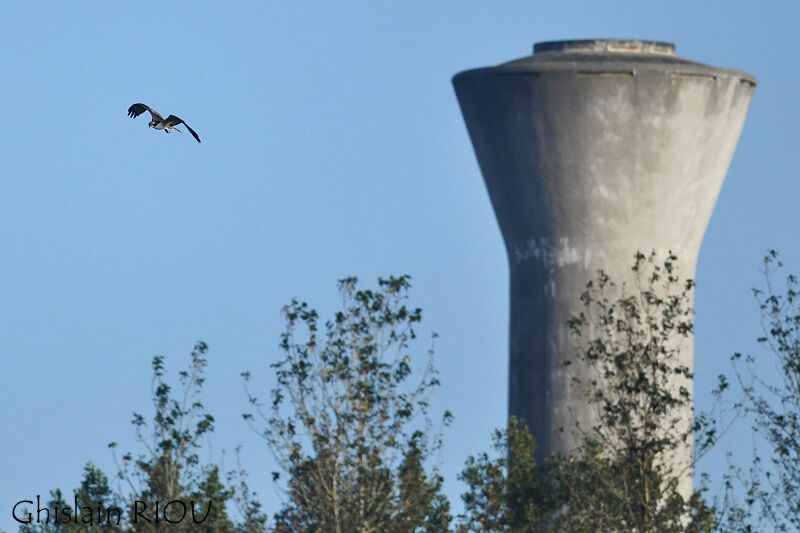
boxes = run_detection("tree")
[550,251,715,532]
[719,251,800,532]
[18,343,266,533]
[17,473,123,533]
[111,342,265,532]
[457,417,557,532]
[458,252,718,532]
[243,275,452,533]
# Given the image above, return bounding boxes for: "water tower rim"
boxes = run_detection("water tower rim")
[534,39,676,56]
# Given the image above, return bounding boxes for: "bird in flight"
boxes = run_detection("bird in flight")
[127,103,201,143]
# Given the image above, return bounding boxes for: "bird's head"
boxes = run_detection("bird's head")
[148,120,157,128]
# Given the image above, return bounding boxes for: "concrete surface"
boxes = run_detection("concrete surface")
[453,39,756,494]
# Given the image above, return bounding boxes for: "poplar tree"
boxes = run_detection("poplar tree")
[19,344,266,533]
[244,276,452,533]
[719,251,800,532]
[459,252,719,532]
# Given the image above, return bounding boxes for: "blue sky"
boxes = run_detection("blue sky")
[1,1,798,530]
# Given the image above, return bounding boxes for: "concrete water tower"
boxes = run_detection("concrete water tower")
[453,39,755,489]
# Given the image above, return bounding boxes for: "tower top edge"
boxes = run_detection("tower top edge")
[534,40,676,56]
[451,39,757,86]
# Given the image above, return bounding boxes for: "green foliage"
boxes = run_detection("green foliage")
[457,417,557,532]
[552,250,714,532]
[548,442,714,533]
[17,471,123,533]
[244,275,452,533]
[116,344,215,506]
[19,343,266,533]
[459,252,717,532]
[110,342,265,532]
[719,251,800,532]
[228,447,272,533]
[395,433,452,533]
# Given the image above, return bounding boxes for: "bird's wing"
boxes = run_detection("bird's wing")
[165,115,201,143]
[127,103,163,122]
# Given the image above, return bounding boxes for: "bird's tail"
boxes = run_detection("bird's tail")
[184,124,201,143]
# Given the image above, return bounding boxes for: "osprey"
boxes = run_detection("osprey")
[127,103,201,143]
